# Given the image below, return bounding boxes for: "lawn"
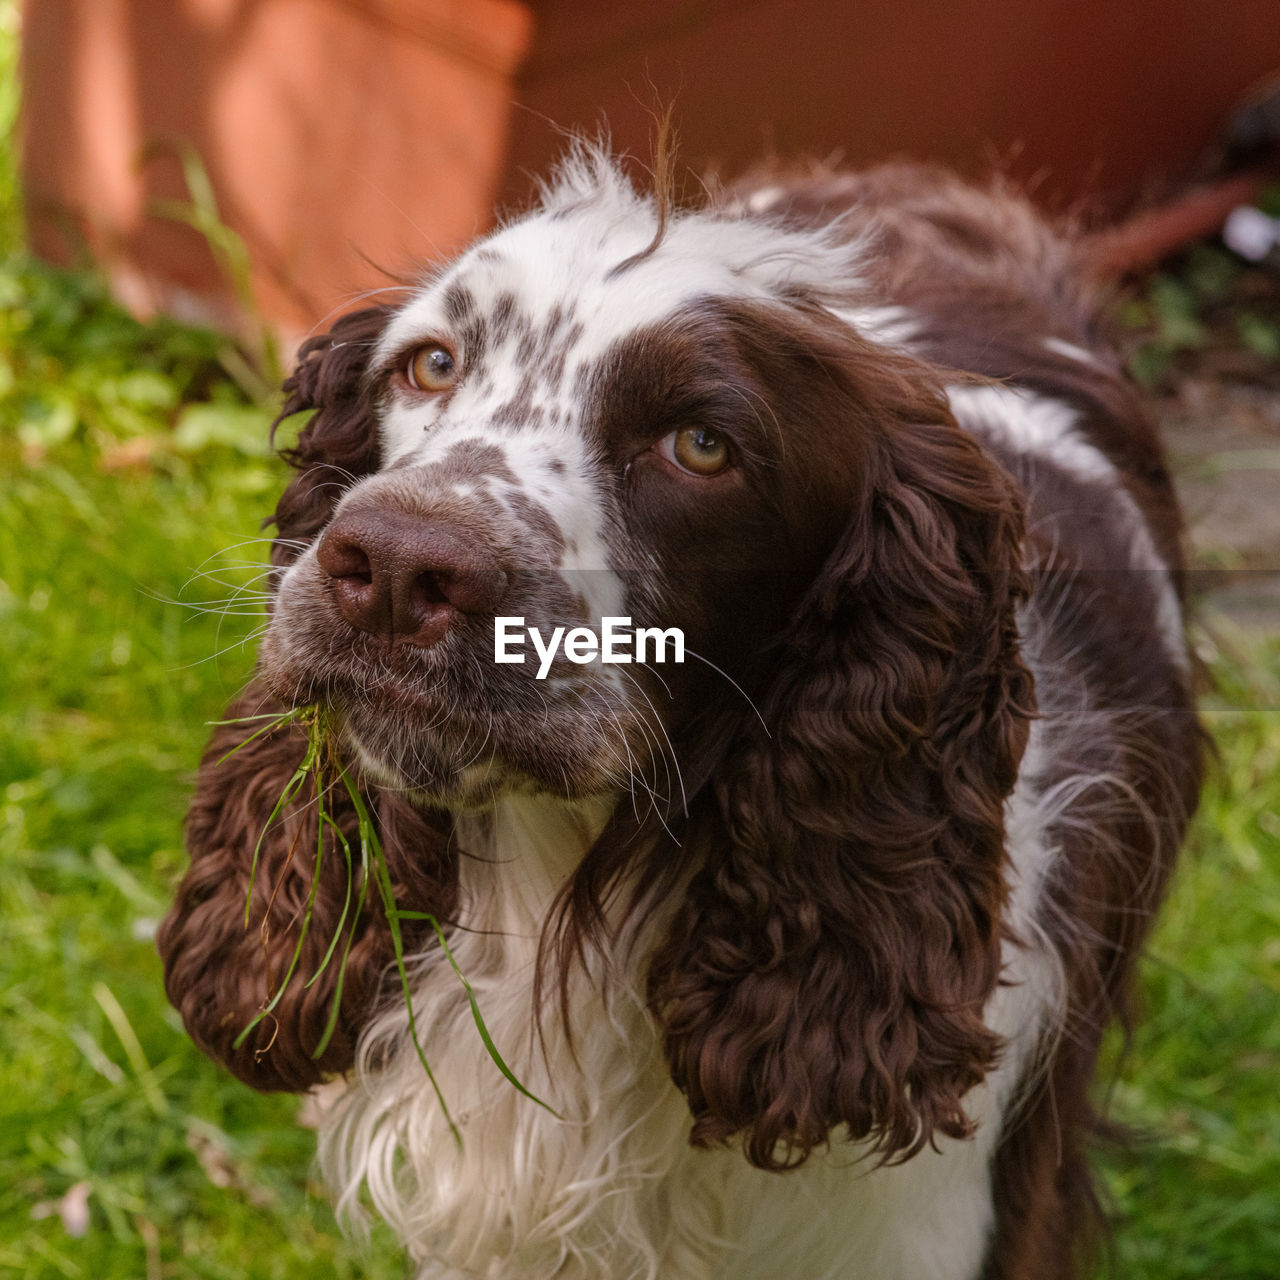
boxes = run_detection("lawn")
[0,281,407,1278]
[2,7,1279,1278]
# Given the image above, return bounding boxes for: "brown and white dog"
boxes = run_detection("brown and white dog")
[159,146,1203,1279]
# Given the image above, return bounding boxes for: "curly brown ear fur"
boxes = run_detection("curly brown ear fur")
[159,305,449,1092]
[649,392,1035,1171]
[157,683,452,1091]
[270,304,393,574]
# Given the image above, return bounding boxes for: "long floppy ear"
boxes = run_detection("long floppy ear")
[157,683,452,1091]
[649,398,1035,1170]
[270,303,393,573]
[158,304,449,1092]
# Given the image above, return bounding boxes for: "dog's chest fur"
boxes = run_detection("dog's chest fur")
[318,742,1064,1280]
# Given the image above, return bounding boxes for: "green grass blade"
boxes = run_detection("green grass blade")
[238,712,323,925]
[211,706,308,765]
[234,728,329,1049]
[337,767,461,1146]
[242,761,310,927]
[334,772,559,1118]
[424,915,562,1118]
[305,810,354,988]
[92,982,170,1119]
[310,857,370,1060]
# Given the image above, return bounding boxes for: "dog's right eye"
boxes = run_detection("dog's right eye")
[407,343,459,392]
[657,426,732,477]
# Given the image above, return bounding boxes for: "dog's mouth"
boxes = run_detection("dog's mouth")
[339,682,651,807]
[259,621,651,807]
[334,697,512,809]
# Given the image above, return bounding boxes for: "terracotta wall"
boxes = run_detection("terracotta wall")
[20,0,1280,344]
[21,0,534,343]
[506,0,1280,213]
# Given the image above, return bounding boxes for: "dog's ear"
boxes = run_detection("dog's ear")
[159,307,451,1090]
[649,382,1035,1170]
[270,304,393,574]
[157,684,452,1092]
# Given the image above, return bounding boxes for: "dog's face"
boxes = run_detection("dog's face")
[166,153,1039,1162]
[262,164,878,806]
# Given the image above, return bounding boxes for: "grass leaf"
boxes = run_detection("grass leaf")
[424,915,562,1118]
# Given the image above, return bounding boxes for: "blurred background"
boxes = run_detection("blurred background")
[18,0,1280,342]
[3,2,1280,1277]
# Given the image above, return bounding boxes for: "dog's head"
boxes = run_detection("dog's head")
[162,150,1034,1168]
[266,155,898,807]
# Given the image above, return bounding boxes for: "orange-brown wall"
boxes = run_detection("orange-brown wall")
[506,0,1280,213]
[21,0,533,343]
[20,0,1280,343]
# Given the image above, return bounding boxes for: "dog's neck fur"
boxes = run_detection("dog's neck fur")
[319,790,708,1277]
[317,765,1064,1280]
[454,791,615,954]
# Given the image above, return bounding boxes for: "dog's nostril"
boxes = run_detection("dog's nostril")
[317,538,373,584]
[413,571,451,606]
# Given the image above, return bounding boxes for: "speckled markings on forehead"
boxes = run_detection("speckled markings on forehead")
[435,439,518,485]
[375,173,870,417]
[371,215,645,620]
[365,153,871,626]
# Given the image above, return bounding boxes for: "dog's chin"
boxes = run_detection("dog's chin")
[334,705,625,813]
[342,726,514,812]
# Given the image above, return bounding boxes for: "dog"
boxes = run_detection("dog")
[159,145,1203,1279]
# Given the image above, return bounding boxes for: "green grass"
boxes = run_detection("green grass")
[1096,628,1280,1278]
[0,419,405,1279]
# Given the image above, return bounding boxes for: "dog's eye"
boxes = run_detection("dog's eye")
[659,426,731,476]
[406,343,458,392]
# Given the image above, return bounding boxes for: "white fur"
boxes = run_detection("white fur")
[830,303,921,349]
[1043,335,1102,367]
[947,383,1188,672]
[378,157,870,392]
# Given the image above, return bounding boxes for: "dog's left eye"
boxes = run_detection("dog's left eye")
[658,426,731,476]
[406,343,459,392]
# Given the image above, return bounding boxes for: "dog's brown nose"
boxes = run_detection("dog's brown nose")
[316,509,509,647]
